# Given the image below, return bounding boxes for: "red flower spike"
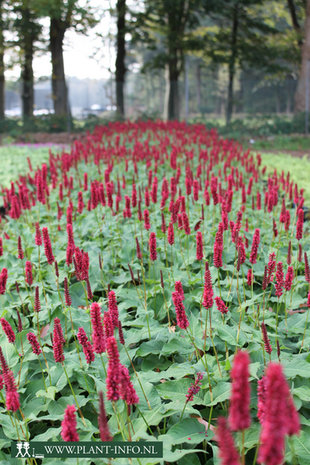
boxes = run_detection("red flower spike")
[98,391,113,441]
[216,417,241,465]
[42,227,55,264]
[247,269,253,287]
[108,291,119,328]
[118,322,125,345]
[215,296,228,314]
[228,350,251,431]
[213,222,224,268]
[90,302,105,353]
[304,252,310,283]
[258,363,300,465]
[17,236,24,260]
[167,222,174,245]
[61,405,79,442]
[27,332,42,355]
[172,291,189,330]
[52,317,65,363]
[202,262,214,309]
[35,222,42,246]
[149,232,157,261]
[106,336,120,401]
[196,231,203,260]
[257,376,267,424]
[0,268,8,295]
[0,318,15,343]
[119,364,139,406]
[186,372,203,402]
[64,277,72,306]
[296,208,304,240]
[34,286,41,312]
[275,262,284,298]
[174,281,184,300]
[284,266,294,291]
[25,261,33,286]
[261,322,272,354]
[249,228,260,264]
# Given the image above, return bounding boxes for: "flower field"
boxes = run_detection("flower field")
[0,121,310,465]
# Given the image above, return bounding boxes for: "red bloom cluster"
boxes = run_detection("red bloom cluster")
[106,336,120,401]
[216,417,241,465]
[42,227,55,264]
[215,296,228,314]
[0,347,20,412]
[228,350,251,431]
[0,318,15,343]
[296,208,304,240]
[0,268,7,295]
[186,372,203,402]
[34,286,41,312]
[202,261,213,309]
[261,322,272,354]
[53,317,65,363]
[77,327,95,364]
[149,232,157,261]
[275,262,284,297]
[213,222,224,268]
[196,231,203,260]
[172,291,189,329]
[25,261,33,286]
[27,332,42,355]
[258,363,300,465]
[284,265,294,291]
[249,228,260,264]
[35,222,42,246]
[90,302,105,354]
[74,247,89,280]
[98,391,113,441]
[108,291,119,328]
[61,405,79,442]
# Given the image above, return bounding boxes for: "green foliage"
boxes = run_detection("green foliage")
[0,121,309,465]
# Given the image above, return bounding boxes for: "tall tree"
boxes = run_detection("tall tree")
[12,0,42,122]
[0,0,5,122]
[294,0,310,112]
[115,0,126,117]
[37,0,97,117]
[135,0,204,120]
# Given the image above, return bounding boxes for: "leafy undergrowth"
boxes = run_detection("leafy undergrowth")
[0,121,310,465]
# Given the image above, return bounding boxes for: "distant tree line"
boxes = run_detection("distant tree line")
[0,0,309,126]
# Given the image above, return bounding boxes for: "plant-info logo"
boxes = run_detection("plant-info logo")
[11,441,163,459]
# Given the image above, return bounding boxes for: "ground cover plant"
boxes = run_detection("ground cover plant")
[0,121,309,465]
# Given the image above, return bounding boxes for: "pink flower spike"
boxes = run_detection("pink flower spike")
[228,350,251,431]
[61,405,79,442]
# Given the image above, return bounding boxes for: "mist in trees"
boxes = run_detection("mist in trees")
[0,0,309,126]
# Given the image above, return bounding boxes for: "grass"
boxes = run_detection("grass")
[0,145,60,188]
[251,134,310,152]
[260,152,310,204]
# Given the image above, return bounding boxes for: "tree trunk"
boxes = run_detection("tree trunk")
[115,0,126,117]
[21,6,34,120]
[295,0,310,112]
[226,3,239,125]
[164,54,180,120]
[287,0,303,47]
[50,18,69,117]
[0,0,4,122]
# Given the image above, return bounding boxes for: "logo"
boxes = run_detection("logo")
[15,442,31,458]
[12,441,163,459]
